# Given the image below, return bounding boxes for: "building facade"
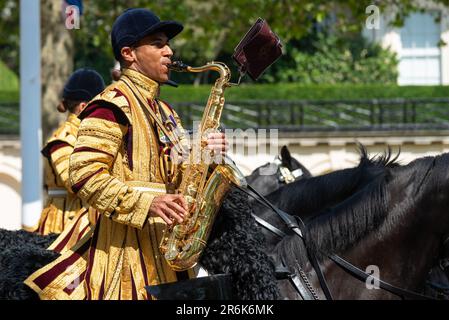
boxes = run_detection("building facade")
[364,1,449,85]
[0,138,22,230]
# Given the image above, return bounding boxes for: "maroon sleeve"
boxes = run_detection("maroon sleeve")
[79,102,129,126]
[41,141,71,159]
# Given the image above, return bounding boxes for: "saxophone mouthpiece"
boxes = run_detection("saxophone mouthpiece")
[168,61,189,72]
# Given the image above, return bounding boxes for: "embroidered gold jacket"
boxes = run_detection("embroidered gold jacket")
[33,113,83,235]
[43,113,80,191]
[65,68,190,299]
[70,68,189,229]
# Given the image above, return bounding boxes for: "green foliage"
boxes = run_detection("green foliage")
[3,83,447,105]
[0,60,19,91]
[0,0,19,73]
[0,90,18,100]
[261,33,398,84]
[2,0,449,85]
[61,0,439,83]
[159,83,449,103]
[0,90,19,102]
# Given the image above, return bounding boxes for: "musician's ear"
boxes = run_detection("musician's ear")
[74,102,88,116]
[120,46,135,65]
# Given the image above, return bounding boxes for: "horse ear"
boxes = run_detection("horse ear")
[280,146,292,167]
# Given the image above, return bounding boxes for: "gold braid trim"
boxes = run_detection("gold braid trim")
[47,113,80,147]
[122,68,159,97]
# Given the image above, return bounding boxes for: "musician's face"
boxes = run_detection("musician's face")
[125,32,173,83]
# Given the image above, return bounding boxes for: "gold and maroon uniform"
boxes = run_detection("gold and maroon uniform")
[25,68,191,300]
[31,113,84,236]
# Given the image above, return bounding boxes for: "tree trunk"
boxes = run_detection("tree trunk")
[40,0,74,141]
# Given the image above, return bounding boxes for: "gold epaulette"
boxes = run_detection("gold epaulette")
[86,81,134,124]
[46,113,80,147]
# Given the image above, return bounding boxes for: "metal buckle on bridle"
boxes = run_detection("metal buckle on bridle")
[274,156,303,184]
[279,166,296,184]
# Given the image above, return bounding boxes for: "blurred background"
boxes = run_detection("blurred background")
[1,0,449,229]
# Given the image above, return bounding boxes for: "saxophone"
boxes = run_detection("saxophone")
[159,61,246,271]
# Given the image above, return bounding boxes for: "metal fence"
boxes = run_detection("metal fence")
[2,98,449,135]
[174,98,449,132]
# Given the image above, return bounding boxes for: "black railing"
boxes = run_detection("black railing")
[2,98,449,135]
[174,98,449,131]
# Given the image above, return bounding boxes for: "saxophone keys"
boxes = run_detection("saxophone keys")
[182,242,192,251]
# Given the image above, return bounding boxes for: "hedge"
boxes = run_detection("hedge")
[2,84,449,105]
[159,83,449,103]
[0,60,19,92]
[0,90,19,103]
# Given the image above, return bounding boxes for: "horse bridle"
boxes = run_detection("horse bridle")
[239,183,437,300]
[272,157,304,184]
[239,184,333,300]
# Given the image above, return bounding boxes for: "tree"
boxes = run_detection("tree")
[72,0,449,84]
[0,0,19,74]
[3,0,449,78]
[2,0,449,124]
[41,0,75,140]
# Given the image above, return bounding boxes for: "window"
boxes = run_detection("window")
[398,12,441,85]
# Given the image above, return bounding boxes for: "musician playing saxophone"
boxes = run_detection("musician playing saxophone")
[25,8,228,300]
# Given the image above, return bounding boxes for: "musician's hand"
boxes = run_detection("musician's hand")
[149,194,188,225]
[206,132,229,159]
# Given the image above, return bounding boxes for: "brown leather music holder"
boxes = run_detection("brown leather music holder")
[233,17,283,80]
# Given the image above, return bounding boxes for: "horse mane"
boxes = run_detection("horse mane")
[273,146,417,266]
[265,145,399,218]
[358,143,401,168]
[304,169,389,259]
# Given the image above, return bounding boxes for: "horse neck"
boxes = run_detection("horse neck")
[325,158,449,297]
[259,164,384,254]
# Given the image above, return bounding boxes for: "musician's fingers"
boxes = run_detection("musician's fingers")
[158,212,173,225]
[166,201,187,217]
[163,206,183,224]
[207,132,226,140]
[206,143,228,151]
[171,194,188,211]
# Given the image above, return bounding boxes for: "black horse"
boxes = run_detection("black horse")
[0,230,58,299]
[198,146,397,299]
[252,147,393,243]
[257,150,449,299]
